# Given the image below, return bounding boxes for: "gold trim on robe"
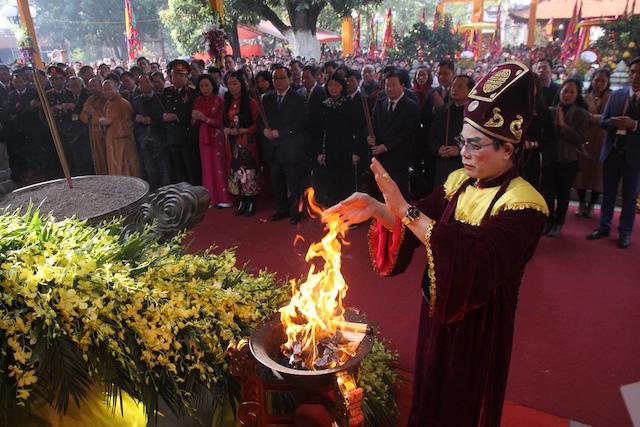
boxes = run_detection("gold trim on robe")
[424,221,437,317]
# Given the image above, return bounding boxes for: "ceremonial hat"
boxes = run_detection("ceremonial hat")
[463,61,535,144]
[168,59,190,74]
[47,66,66,79]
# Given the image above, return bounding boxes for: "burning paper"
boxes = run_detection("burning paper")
[279,189,366,370]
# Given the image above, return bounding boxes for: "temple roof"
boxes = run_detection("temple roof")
[509,0,640,21]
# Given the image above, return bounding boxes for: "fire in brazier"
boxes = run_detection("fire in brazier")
[279,190,368,370]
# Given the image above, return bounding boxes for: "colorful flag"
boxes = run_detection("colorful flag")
[624,0,630,18]
[369,11,376,58]
[432,8,437,31]
[542,18,554,42]
[381,8,394,57]
[125,0,141,62]
[472,29,479,58]
[492,5,501,59]
[561,0,581,61]
[354,11,361,55]
[420,8,426,24]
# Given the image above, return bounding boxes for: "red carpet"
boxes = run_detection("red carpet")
[187,199,640,427]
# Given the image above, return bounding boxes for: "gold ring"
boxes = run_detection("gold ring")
[382,173,391,182]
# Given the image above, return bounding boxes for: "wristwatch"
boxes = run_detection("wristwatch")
[401,206,420,226]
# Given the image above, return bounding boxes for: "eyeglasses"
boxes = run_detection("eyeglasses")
[455,134,496,153]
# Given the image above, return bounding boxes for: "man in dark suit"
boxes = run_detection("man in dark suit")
[419,58,455,196]
[0,64,12,105]
[299,64,326,163]
[120,71,143,104]
[4,72,44,181]
[162,59,201,185]
[133,73,170,190]
[66,76,94,175]
[427,75,475,188]
[345,68,369,192]
[368,69,420,201]
[535,58,560,107]
[260,65,309,224]
[587,56,640,249]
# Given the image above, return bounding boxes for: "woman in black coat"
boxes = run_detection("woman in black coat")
[313,73,366,207]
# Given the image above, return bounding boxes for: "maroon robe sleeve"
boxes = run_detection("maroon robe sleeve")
[368,184,547,324]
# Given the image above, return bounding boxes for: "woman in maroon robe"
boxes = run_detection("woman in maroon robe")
[324,62,549,427]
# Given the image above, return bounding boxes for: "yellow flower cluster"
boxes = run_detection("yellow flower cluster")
[0,208,401,427]
[0,209,288,420]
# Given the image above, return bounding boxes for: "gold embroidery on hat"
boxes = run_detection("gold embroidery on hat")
[483,69,511,93]
[484,107,504,128]
[510,115,524,139]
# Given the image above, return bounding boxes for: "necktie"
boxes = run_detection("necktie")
[442,87,448,102]
[277,94,283,109]
[388,100,394,113]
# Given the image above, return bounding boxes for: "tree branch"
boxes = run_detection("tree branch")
[257,4,290,34]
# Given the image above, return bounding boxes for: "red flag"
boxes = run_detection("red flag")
[492,5,501,59]
[354,11,361,54]
[562,0,581,61]
[125,0,141,62]
[382,8,394,58]
[420,8,426,24]
[432,8,438,31]
[369,12,376,58]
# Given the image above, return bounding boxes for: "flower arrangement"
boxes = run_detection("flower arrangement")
[13,26,36,65]
[201,14,227,62]
[0,208,401,426]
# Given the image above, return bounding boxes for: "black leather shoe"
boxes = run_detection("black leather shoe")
[235,201,247,216]
[618,235,631,249]
[586,228,610,240]
[244,202,256,217]
[270,211,290,221]
[290,214,301,225]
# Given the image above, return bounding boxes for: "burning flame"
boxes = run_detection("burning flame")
[279,189,362,370]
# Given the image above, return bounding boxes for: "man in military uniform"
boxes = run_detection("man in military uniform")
[161,59,201,185]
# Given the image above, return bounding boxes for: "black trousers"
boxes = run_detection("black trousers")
[269,158,310,215]
[169,144,201,186]
[542,160,578,226]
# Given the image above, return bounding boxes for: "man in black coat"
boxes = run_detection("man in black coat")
[299,65,327,163]
[161,59,200,185]
[427,75,474,187]
[260,65,309,224]
[368,69,419,201]
[4,73,44,181]
[66,76,94,175]
[535,58,560,107]
[419,58,455,197]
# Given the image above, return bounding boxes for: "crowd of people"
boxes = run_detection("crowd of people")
[0,48,637,236]
[0,45,638,427]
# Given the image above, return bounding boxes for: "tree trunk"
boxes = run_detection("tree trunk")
[227,17,242,59]
[284,3,324,60]
[283,29,321,61]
